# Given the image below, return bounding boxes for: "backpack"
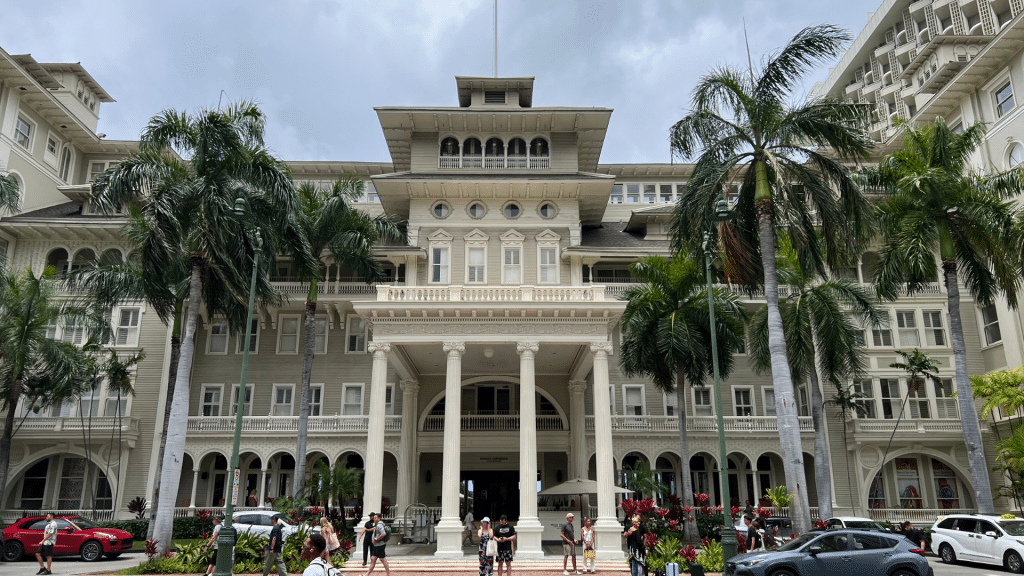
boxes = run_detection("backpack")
[383,523,392,542]
[315,560,342,576]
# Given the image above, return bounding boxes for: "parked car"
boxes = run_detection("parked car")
[232,511,298,538]
[724,529,931,576]
[930,513,1024,573]
[825,517,890,532]
[1,515,133,562]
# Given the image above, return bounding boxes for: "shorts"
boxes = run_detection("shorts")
[209,549,218,565]
[563,543,575,555]
[372,545,387,559]
[38,544,54,558]
[496,548,513,562]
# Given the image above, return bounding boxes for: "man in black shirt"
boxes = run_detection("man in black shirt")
[262,514,287,576]
[494,514,516,576]
[902,521,926,550]
[361,516,376,566]
[622,515,647,576]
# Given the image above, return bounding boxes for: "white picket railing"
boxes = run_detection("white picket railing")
[846,419,963,434]
[270,281,379,296]
[868,508,973,524]
[421,414,565,432]
[377,284,605,303]
[1,509,116,524]
[438,156,546,169]
[15,416,139,433]
[584,415,814,433]
[186,415,402,433]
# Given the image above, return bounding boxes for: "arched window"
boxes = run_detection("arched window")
[440,137,460,157]
[485,138,505,169]
[462,138,482,168]
[530,137,549,168]
[1009,142,1024,168]
[101,248,123,263]
[46,248,70,274]
[70,248,96,272]
[507,138,527,168]
[59,147,73,182]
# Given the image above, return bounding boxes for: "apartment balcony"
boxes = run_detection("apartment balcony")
[845,418,963,438]
[13,416,140,446]
[421,413,566,432]
[376,284,605,303]
[186,415,402,435]
[584,415,815,434]
[438,155,549,169]
[270,279,387,297]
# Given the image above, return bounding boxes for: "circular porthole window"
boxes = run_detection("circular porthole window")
[432,201,451,219]
[538,202,557,219]
[503,202,522,219]
[467,201,487,219]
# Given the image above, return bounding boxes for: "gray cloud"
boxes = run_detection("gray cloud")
[3,0,881,163]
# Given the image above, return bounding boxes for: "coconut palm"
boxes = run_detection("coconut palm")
[866,117,1024,514]
[304,460,363,532]
[91,101,312,552]
[0,172,21,216]
[0,266,90,495]
[669,24,874,533]
[748,241,883,520]
[290,178,404,498]
[619,254,745,543]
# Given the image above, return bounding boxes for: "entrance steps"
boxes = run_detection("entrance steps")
[354,560,629,572]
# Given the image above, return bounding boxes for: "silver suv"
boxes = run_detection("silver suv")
[930,514,1024,573]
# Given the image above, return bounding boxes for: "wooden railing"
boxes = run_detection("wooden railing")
[186,415,402,433]
[421,414,565,432]
[1,509,115,524]
[15,416,139,433]
[584,415,814,432]
[270,281,380,296]
[868,508,973,524]
[438,156,546,169]
[377,284,605,303]
[846,419,963,434]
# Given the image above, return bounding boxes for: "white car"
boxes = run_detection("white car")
[231,511,298,538]
[931,514,1024,573]
[824,517,889,532]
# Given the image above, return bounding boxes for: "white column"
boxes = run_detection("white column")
[395,380,419,528]
[258,468,267,508]
[590,342,623,559]
[434,342,466,558]
[568,380,588,480]
[189,469,199,508]
[360,341,391,531]
[516,342,544,559]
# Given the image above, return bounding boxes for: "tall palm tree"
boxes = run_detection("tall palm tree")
[304,460,363,532]
[0,172,20,217]
[866,117,1024,514]
[748,242,883,520]
[91,101,312,553]
[290,178,404,498]
[669,24,874,533]
[619,255,745,543]
[0,266,90,495]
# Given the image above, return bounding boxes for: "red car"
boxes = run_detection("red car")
[2,515,133,562]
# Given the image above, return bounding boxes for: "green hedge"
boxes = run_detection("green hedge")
[100,517,214,541]
[100,519,149,541]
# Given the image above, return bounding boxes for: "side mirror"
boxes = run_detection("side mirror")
[808,545,823,555]
[986,531,999,538]
[65,527,75,533]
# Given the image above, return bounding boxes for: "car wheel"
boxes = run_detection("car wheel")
[1,541,23,562]
[1007,550,1024,574]
[105,552,122,559]
[938,543,956,564]
[888,570,916,576]
[80,540,103,562]
[768,569,797,576]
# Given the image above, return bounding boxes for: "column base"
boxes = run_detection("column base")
[594,518,624,560]
[513,517,544,559]
[434,519,467,559]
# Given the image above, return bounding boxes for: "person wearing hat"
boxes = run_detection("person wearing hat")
[477,516,495,576]
[262,514,288,576]
[202,513,224,576]
[365,512,391,576]
[360,514,376,566]
[561,512,579,575]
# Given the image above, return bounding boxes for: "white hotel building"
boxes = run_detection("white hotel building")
[1,0,1024,555]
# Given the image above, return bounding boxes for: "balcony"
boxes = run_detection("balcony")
[603,282,943,301]
[376,284,605,303]
[13,416,140,445]
[438,156,549,169]
[270,280,385,297]
[186,415,402,434]
[846,419,962,435]
[869,508,974,524]
[421,414,565,432]
[584,415,814,433]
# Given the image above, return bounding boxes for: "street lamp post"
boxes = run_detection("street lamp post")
[703,199,737,562]
[214,199,262,576]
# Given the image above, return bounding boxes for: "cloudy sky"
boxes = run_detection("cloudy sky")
[5,0,881,164]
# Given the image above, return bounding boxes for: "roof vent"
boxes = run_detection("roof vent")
[484,90,506,104]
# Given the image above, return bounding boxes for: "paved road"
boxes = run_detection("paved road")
[929,555,1018,575]
[0,550,144,576]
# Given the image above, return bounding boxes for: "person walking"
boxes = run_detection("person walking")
[35,512,57,575]
[262,514,288,576]
[494,515,516,576]
[561,512,579,575]
[622,514,647,576]
[360,516,375,566]
[744,515,762,552]
[320,517,340,557]
[463,508,476,546]
[477,517,495,576]
[302,534,338,576]
[365,512,391,576]
[581,517,596,574]
[202,513,224,576]
[902,521,926,550]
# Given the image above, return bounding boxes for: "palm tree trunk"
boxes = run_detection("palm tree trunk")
[841,409,856,515]
[0,377,24,505]
[293,281,318,499]
[152,257,204,554]
[756,198,811,534]
[675,376,699,545]
[944,260,995,513]
[147,328,181,540]
[807,354,832,521]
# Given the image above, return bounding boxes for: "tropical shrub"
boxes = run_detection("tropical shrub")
[128,497,149,519]
[694,539,724,573]
[765,486,792,508]
[102,519,149,540]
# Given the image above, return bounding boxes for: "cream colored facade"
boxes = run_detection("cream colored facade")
[0,15,1020,556]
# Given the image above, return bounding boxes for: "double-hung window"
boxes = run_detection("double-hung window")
[693,388,713,416]
[982,304,1002,345]
[308,384,323,416]
[14,117,32,149]
[115,308,141,346]
[908,379,930,418]
[996,80,1015,117]
[208,321,229,354]
[539,247,558,284]
[664,391,678,416]
[763,388,776,417]
[623,386,645,416]
[934,379,958,418]
[852,379,876,418]
[659,184,674,203]
[467,246,486,283]
[879,378,900,419]
[733,388,753,417]
[610,184,623,204]
[201,385,222,416]
[643,184,656,204]
[313,318,328,354]
[346,315,367,353]
[503,247,521,284]
[277,316,299,354]
[896,310,920,346]
[872,312,893,347]
[342,384,364,415]
[272,384,294,416]
[229,384,253,416]
[922,311,946,346]
[104,389,128,417]
[237,318,259,353]
[431,247,449,283]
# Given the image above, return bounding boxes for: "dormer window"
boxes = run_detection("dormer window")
[484,91,506,104]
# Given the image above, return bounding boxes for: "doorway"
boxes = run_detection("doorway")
[462,470,520,521]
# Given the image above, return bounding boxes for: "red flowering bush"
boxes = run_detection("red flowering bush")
[679,545,698,563]
[694,493,710,505]
[196,510,210,520]
[621,498,656,518]
[667,520,679,531]
[754,507,774,519]
[309,506,324,515]
[736,531,747,554]
[655,508,669,518]
[813,518,827,530]
[731,505,741,519]
[643,532,658,549]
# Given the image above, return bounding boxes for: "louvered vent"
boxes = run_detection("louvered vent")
[484,91,506,104]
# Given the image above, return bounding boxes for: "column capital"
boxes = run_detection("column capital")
[442,341,465,356]
[368,341,392,357]
[400,380,420,394]
[568,380,588,394]
[516,341,540,356]
[590,341,613,357]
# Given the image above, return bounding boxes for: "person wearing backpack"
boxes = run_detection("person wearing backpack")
[302,534,341,576]
[364,512,391,576]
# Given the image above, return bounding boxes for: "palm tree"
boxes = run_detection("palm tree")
[304,460,363,532]
[0,266,90,495]
[867,117,1024,514]
[748,242,883,520]
[669,24,874,533]
[290,178,404,498]
[91,101,312,553]
[619,254,745,543]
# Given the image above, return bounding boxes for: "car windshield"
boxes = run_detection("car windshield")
[68,517,100,529]
[999,521,1024,536]
[845,521,883,529]
[777,533,819,552]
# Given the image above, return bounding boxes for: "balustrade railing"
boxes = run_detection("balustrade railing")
[868,508,972,524]
[186,415,402,433]
[377,284,604,303]
[438,156,547,169]
[846,419,962,434]
[421,414,565,432]
[583,415,814,432]
[15,416,139,433]
[270,281,380,296]
[1,509,115,524]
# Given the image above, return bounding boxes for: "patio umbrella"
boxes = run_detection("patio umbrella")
[539,478,633,522]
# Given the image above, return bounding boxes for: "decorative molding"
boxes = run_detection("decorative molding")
[516,341,540,356]
[568,380,588,394]
[368,341,392,356]
[442,342,466,356]
[400,380,420,395]
[373,321,609,337]
[590,341,614,356]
